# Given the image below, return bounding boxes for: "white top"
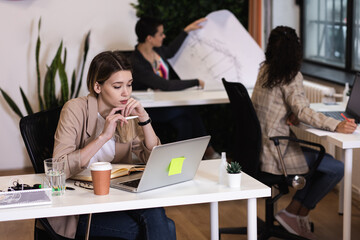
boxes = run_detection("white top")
[88,113,115,167]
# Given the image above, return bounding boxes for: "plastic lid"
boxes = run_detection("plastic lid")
[90,162,112,171]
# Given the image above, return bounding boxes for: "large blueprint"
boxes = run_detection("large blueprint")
[168,10,265,90]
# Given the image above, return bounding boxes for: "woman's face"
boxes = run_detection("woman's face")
[95,70,133,111]
[149,25,166,47]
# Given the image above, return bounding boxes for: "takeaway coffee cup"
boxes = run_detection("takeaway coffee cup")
[90,162,112,195]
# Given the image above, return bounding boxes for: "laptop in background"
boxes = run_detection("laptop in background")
[110,136,211,193]
[321,72,360,123]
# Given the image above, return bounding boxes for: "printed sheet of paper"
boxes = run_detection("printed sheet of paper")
[168,10,265,90]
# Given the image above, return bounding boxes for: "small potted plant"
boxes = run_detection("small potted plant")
[226,161,242,188]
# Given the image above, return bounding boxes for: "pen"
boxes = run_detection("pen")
[341,113,351,122]
[125,116,139,120]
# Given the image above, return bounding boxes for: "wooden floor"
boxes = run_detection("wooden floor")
[0,188,359,240]
[0,169,359,239]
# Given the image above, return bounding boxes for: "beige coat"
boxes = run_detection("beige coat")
[251,65,340,175]
[48,94,159,239]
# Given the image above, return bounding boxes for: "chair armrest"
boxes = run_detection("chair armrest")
[269,136,325,180]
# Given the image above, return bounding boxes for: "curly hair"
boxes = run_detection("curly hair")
[261,26,303,89]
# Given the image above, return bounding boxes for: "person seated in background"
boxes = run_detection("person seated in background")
[251,26,357,239]
[130,16,219,159]
[50,51,176,240]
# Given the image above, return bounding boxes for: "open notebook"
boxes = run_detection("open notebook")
[70,164,144,182]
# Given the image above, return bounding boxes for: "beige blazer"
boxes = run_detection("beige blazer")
[48,94,160,239]
[251,65,340,175]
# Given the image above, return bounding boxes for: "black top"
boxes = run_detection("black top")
[130,31,200,91]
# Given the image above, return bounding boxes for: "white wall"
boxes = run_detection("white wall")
[271,0,300,34]
[0,0,138,170]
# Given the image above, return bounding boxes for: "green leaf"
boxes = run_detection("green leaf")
[0,88,23,118]
[43,65,54,109]
[70,70,76,98]
[58,59,69,105]
[20,87,33,115]
[75,31,91,98]
[35,18,44,111]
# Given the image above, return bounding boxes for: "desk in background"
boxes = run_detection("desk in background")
[132,89,230,108]
[0,160,270,240]
[305,102,360,240]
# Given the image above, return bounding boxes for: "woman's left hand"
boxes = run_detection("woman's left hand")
[121,98,149,122]
[286,113,300,126]
[184,18,207,33]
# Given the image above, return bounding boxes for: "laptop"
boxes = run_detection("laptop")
[321,72,360,123]
[110,135,211,193]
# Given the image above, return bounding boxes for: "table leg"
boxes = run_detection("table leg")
[210,202,219,240]
[338,147,344,214]
[343,149,353,240]
[247,198,257,240]
[85,213,92,240]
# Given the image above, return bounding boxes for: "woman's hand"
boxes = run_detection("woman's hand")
[184,18,207,33]
[335,120,357,134]
[101,108,128,140]
[286,113,300,126]
[121,98,149,123]
[198,79,205,89]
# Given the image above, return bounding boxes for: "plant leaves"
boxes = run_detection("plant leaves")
[75,31,91,98]
[70,70,76,98]
[20,87,33,115]
[0,88,23,118]
[36,18,44,111]
[58,58,69,105]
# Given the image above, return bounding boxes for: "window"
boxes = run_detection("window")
[302,0,360,72]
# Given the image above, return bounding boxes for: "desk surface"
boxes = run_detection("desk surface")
[308,102,360,149]
[132,90,229,108]
[0,160,270,222]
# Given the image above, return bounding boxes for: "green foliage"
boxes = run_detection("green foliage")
[0,18,91,118]
[131,0,248,45]
[226,161,242,174]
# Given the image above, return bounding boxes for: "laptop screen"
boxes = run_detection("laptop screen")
[346,72,360,121]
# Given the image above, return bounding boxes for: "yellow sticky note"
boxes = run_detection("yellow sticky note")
[168,157,185,176]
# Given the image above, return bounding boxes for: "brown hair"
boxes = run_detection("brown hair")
[87,51,132,96]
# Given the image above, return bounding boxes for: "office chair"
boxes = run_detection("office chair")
[219,78,325,240]
[19,106,68,240]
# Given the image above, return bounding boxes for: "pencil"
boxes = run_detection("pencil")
[341,113,351,122]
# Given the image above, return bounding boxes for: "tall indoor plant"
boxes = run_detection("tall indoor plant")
[0,18,90,118]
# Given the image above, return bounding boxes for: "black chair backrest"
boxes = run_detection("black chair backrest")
[222,78,261,178]
[19,106,62,173]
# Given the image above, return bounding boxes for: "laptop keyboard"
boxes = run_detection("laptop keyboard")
[120,179,141,188]
[322,111,349,121]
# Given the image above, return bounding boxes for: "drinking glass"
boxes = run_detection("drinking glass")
[43,158,66,196]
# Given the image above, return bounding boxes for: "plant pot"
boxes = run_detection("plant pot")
[227,173,241,188]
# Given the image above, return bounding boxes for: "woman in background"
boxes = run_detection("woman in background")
[50,51,176,240]
[251,26,357,239]
[130,17,219,159]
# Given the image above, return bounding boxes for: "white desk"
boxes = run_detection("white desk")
[0,160,270,240]
[307,102,360,240]
[132,89,230,108]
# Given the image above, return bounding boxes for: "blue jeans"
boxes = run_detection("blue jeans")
[293,147,344,210]
[75,207,176,240]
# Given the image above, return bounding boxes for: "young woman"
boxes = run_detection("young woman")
[251,26,357,239]
[130,17,219,159]
[49,51,176,239]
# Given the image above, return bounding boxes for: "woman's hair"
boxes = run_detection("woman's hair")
[261,26,303,89]
[135,17,163,43]
[87,51,132,96]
